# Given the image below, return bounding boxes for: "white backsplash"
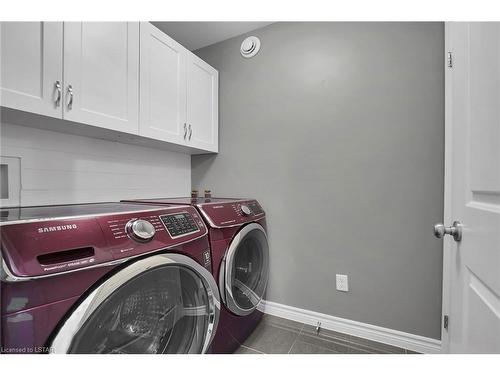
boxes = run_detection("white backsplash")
[0,122,191,206]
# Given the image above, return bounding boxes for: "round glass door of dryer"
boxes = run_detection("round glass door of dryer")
[51,254,220,354]
[220,223,269,316]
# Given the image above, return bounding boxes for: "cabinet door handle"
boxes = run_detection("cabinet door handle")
[188,124,192,140]
[54,81,62,107]
[67,84,74,110]
[183,123,187,139]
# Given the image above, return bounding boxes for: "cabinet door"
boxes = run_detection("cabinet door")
[139,23,187,143]
[0,22,63,118]
[187,53,218,152]
[63,22,139,134]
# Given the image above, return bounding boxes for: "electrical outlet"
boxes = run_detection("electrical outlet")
[336,274,349,292]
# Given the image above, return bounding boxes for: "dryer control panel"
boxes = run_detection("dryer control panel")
[197,199,265,228]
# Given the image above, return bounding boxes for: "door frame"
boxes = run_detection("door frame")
[440,21,456,354]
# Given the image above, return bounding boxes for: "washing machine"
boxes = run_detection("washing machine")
[122,197,269,353]
[0,202,220,354]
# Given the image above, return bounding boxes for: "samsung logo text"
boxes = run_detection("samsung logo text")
[37,224,78,233]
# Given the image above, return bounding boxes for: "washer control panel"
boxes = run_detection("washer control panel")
[1,205,209,279]
[160,212,199,238]
[100,207,206,262]
[126,219,156,242]
[107,214,164,241]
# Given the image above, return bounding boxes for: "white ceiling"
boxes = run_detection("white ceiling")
[151,22,273,51]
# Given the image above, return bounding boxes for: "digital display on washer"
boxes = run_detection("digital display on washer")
[160,213,199,237]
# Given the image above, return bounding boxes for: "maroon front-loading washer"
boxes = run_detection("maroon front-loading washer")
[0,202,220,354]
[122,197,270,353]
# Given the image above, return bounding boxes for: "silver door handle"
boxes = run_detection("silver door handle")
[183,123,187,139]
[54,80,62,107]
[434,221,462,242]
[67,84,74,110]
[188,124,192,140]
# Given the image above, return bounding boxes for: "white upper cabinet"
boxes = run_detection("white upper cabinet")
[0,22,63,118]
[63,22,140,134]
[1,22,218,153]
[187,53,219,153]
[139,22,187,143]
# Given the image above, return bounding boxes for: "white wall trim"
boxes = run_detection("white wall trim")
[259,300,442,354]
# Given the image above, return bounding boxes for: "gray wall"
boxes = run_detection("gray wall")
[192,22,444,339]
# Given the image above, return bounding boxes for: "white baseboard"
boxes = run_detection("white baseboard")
[258,300,442,354]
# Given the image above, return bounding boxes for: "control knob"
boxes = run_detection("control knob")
[240,205,252,216]
[126,219,156,242]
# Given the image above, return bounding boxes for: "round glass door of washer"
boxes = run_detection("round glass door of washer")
[51,254,220,354]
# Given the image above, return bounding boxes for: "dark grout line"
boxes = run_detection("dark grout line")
[287,322,304,354]
[239,344,265,354]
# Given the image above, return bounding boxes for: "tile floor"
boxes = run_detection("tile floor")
[235,314,419,354]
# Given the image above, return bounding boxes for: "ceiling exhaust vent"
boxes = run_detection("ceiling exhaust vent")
[240,36,260,58]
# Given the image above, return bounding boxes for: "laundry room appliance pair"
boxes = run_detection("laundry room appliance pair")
[0,203,220,353]
[124,197,270,353]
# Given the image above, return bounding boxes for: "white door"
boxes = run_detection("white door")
[187,53,218,152]
[442,22,500,353]
[0,22,63,118]
[63,22,139,134]
[139,22,187,143]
